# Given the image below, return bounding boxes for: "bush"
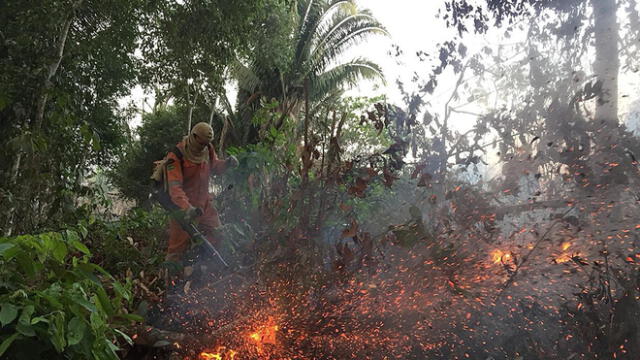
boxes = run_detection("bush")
[85,208,167,277]
[80,208,169,308]
[0,229,140,360]
[110,107,189,205]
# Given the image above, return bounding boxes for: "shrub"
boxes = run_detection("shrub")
[0,229,140,359]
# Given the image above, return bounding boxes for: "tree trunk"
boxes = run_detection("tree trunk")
[7,0,82,236]
[219,116,230,155]
[186,82,193,133]
[299,78,311,232]
[207,96,216,126]
[592,0,619,127]
[33,0,83,131]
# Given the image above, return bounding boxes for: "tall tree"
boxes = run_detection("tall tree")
[592,0,619,127]
[140,0,285,135]
[0,0,147,234]
[230,0,388,145]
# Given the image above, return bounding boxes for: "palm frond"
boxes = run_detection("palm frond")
[306,7,388,80]
[311,57,384,100]
[231,59,262,94]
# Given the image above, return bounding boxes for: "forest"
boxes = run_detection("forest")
[1,0,640,359]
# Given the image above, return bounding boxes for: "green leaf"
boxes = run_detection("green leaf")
[106,340,120,356]
[114,328,133,346]
[65,230,85,254]
[90,311,105,331]
[40,293,63,310]
[16,323,35,337]
[18,305,34,325]
[115,313,144,323]
[112,281,130,302]
[77,263,112,278]
[0,243,20,260]
[73,267,101,286]
[72,296,97,313]
[16,253,37,279]
[52,240,68,263]
[0,333,20,356]
[77,224,88,238]
[69,239,91,256]
[66,317,86,345]
[0,243,15,258]
[94,288,114,317]
[0,304,18,327]
[30,316,49,325]
[48,312,66,352]
[16,305,35,336]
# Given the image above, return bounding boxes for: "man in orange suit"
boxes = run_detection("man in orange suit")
[164,122,238,262]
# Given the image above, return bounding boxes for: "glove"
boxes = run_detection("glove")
[225,155,239,168]
[185,206,203,220]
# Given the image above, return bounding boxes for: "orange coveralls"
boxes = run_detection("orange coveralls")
[165,142,228,256]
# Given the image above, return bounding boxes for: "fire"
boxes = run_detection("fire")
[555,242,573,263]
[199,347,236,360]
[249,324,278,344]
[248,320,279,354]
[199,320,279,360]
[490,249,511,264]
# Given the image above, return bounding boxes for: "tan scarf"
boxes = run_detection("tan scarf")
[183,122,214,164]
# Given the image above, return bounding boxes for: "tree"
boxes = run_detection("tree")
[140,0,288,135]
[230,0,388,146]
[110,107,189,205]
[0,0,148,235]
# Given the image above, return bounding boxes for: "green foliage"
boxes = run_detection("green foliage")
[0,0,148,234]
[140,0,290,109]
[111,106,188,204]
[231,0,388,145]
[84,208,167,278]
[0,229,138,359]
[333,96,393,158]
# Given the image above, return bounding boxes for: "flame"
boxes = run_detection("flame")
[555,242,573,263]
[490,249,511,264]
[249,321,279,353]
[200,347,236,360]
[199,320,279,360]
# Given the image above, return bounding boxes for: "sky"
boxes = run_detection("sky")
[350,0,451,102]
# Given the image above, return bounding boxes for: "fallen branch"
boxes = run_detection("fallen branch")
[133,313,255,350]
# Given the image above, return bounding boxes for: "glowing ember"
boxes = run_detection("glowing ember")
[561,241,571,251]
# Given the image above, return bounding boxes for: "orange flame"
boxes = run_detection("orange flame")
[249,321,279,353]
[490,249,511,264]
[200,347,236,360]
[555,242,573,263]
[199,320,279,360]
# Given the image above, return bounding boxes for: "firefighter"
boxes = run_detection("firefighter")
[164,122,238,262]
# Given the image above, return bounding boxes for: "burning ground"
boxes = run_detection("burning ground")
[130,181,640,360]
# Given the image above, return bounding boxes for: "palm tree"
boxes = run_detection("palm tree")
[228,0,388,145]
